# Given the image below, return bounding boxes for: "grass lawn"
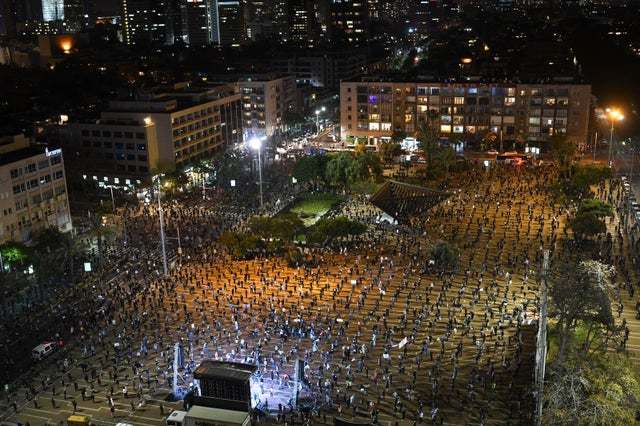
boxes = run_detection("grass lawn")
[288,193,342,226]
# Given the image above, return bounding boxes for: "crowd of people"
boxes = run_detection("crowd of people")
[1,162,637,426]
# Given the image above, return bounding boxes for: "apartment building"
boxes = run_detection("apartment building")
[66,82,242,186]
[0,134,72,243]
[340,79,591,148]
[271,50,366,89]
[239,74,297,139]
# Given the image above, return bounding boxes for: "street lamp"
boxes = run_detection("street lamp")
[605,107,624,167]
[249,137,264,208]
[315,106,326,136]
[157,177,169,276]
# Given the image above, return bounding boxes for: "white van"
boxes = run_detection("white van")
[32,342,56,360]
[166,410,187,426]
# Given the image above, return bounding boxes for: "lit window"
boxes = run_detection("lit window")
[440,125,451,133]
[369,123,380,131]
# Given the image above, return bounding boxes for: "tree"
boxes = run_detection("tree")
[219,231,260,259]
[0,242,30,268]
[480,130,498,151]
[416,121,440,167]
[283,110,306,129]
[325,152,353,187]
[549,134,576,177]
[544,353,640,425]
[307,216,366,245]
[391,130,407,143]
[31,227,79,282]
[248,213,304,242]
[569,199,613,240]
[562,164,612,200]
[162,168,190,191]
[548,260,615,367]
[292,154,328,184]
[430,241,459,272]
[433,145,456,178]
[570,212,607,241]
[379,141,403,164]
[354,141,367,154]
[347,151,382,183]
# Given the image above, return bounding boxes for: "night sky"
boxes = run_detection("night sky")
[95,0,119,16]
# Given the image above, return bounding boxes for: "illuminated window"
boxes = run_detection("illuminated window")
[381,123,392,131]
[440,125,451,133]
[369,123,380,131]
[454,97,465,105]
[404,114,413,123]
[453,126,464,133]
[504,97,515,106]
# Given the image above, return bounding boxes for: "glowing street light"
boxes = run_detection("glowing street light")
[315,106,327,136]
[248,137,264,208]
[604,107,624,166]
[156,175,168,276]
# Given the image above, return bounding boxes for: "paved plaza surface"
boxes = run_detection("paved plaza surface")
[1,165,638,426]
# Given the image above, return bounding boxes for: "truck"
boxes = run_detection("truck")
[166,406,250,426]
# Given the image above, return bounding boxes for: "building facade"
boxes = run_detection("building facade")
[215,0,245,46]
[340,80,591,148]
[271,50,366,89]
[329,0,369,45]
[120,0,170,45]
[66,83,242,186]
[181,0,212,46]
[0,134,72,243]
[239,75,297,139]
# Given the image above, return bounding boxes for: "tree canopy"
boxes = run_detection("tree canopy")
[569,199,613,240]
[549,260,615,366]
[292,154,329,184]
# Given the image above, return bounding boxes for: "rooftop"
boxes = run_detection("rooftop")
[343,75,588,85]
[0,146,46,167]
[194,360,257,381]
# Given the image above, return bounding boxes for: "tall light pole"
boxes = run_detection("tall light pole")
[157,177,168,276]
[315,106,326,136]
[605,107,624,167]
[249,137,264,208]
[109,186,115,213]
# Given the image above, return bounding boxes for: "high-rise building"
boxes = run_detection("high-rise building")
[244,0,272,40]
[181,0,212,46]
[64,0,84,32]
[288,0,318,47]
[271,49,367,89]
[120,0,170,45]
[0,134,72,243]
[42,0,65,21]
[66,83,242,186]
[330,0,369,45]
[215,0,244,46]
[340,79,591,148]
[0,0,18,37]
[272,0,288,40]
[239,74,298,139]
